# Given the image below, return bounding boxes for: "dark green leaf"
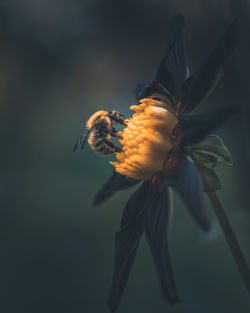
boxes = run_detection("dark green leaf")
[189,135,233,166]
[195,161,222,192]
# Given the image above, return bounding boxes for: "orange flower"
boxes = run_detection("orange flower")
[89,15,242,313]
[110,94,178,180]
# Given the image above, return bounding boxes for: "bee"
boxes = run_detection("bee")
[73,110,126,155]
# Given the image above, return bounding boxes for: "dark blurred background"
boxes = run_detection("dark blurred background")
[0,0,249,312]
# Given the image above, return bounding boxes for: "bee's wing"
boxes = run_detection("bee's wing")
[73,129,90,152]
[155,14,189,100]
[93,171,140,206]
[179,19,237,113]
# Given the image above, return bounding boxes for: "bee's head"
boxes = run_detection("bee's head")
[108,110,125,123]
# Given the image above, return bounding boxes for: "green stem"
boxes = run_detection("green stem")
[207,191,250,294]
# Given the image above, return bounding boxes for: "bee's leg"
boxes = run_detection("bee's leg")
[110,127,118,137]
[113,114,127,126]
[117,118,127,126]
[103,139,122,153]
[114,146,122,153]
[111,127,123,140]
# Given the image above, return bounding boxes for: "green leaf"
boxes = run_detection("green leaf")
[195,161,222,192]
[191,151,218,168]
[189,135,233,166]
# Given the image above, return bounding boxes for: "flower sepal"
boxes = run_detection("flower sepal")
[188,135,233,192]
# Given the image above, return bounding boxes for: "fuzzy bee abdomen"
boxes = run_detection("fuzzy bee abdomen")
[88,131,114,156]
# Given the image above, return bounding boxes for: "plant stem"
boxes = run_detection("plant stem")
[207,191,250,295]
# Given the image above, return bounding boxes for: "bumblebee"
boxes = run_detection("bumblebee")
[73,110,126,155]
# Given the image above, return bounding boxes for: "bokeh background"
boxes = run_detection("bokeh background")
[0,0,249,312]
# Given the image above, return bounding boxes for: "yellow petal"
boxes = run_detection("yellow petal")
[111,98,178,180]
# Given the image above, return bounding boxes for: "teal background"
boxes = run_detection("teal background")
[0,1,249,312]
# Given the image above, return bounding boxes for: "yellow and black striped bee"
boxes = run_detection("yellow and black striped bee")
[73,110,126,155]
